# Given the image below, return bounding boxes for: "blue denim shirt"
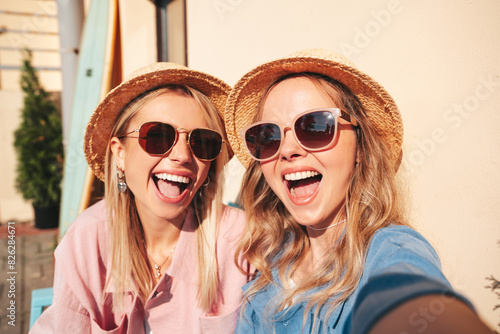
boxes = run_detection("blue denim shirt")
[235,225,471,334]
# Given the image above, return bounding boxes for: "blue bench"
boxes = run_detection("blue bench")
[29,287,53,329]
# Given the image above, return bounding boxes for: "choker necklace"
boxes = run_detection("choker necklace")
[147,246,176,279]
[308,219,346,231]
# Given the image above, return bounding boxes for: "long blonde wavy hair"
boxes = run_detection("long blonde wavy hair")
[237,73,409,329]
[104,85,230,312]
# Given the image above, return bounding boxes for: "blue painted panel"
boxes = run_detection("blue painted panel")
[59,0,113,239]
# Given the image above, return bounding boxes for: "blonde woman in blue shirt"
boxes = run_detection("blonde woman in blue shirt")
[225,49,492,333]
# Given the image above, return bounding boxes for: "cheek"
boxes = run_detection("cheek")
[124,156,153,190]
[260,162,282,193]
[324,153,355,173]
[324,135,358,169]
[320,150,357,191]
[193,160,212,187]
[200,162,211,178]
[122,145,156,184]
[259,162,272,183]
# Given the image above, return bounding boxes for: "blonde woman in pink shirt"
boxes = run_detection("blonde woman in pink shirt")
[30,63,249,333]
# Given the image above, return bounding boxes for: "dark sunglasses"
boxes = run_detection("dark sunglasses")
[240,108,358,161]
[119,122,224,161]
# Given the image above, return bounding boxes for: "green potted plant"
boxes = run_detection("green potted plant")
[13,49,64,229]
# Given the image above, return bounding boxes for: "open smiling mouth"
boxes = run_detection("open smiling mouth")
[284,171,323,200]
[154,173,191,198]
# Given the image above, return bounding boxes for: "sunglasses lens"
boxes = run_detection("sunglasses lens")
[294,111,336,149]
[139,122,176,155]
[244,123,281,160]
[190,129,223,160]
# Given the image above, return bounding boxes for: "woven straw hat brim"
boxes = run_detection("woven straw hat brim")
[84,63,232,181]
[225,49,403,169]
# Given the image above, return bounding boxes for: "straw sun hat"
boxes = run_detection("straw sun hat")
[225,48,404,169]
[84,62,232,181]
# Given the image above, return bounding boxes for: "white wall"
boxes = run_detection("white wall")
[187,0,500,329]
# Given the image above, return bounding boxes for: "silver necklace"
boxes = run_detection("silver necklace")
[147,246,176,279]
[308,219,346,231]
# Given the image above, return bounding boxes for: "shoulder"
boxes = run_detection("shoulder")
[56,200,109,278]
[216,205,248,269]
[363,225,445,282]
[220,204,245,223]
[370,225,437,255]
[218,204,246,239]
[350,225,471,334]
[60,200,108,249]
[63,199,107,236]
[369,225,439,259]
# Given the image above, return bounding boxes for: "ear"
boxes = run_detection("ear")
[355,144,361,167]
[110,137,126,170]
[354,127,361,166]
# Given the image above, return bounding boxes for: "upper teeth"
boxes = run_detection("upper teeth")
[284,171,319,181]
[155,173,190,183]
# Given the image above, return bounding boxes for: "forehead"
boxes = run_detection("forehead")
[261,77,339,122]
[132,92,208,129]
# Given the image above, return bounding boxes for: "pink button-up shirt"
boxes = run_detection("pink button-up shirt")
[30,200,249,333]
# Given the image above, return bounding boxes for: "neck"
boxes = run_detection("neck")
[141,211,187,255]
[307,219,345,266]
[292,221,345,283]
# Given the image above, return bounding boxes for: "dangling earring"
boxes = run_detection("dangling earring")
[117,168,127,193]
[202,176,210,187]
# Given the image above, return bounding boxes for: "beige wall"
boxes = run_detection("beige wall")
[187,0,500,329]
[118,0,157,78]
[0,91,34,221]
[0,0,62,222]
[0,0,61,91]
[118,0,185,77]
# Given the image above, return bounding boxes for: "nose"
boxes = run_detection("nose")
[279,127,307,161]
[167,130,192,163]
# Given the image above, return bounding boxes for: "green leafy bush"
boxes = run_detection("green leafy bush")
[13,50,64,208]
